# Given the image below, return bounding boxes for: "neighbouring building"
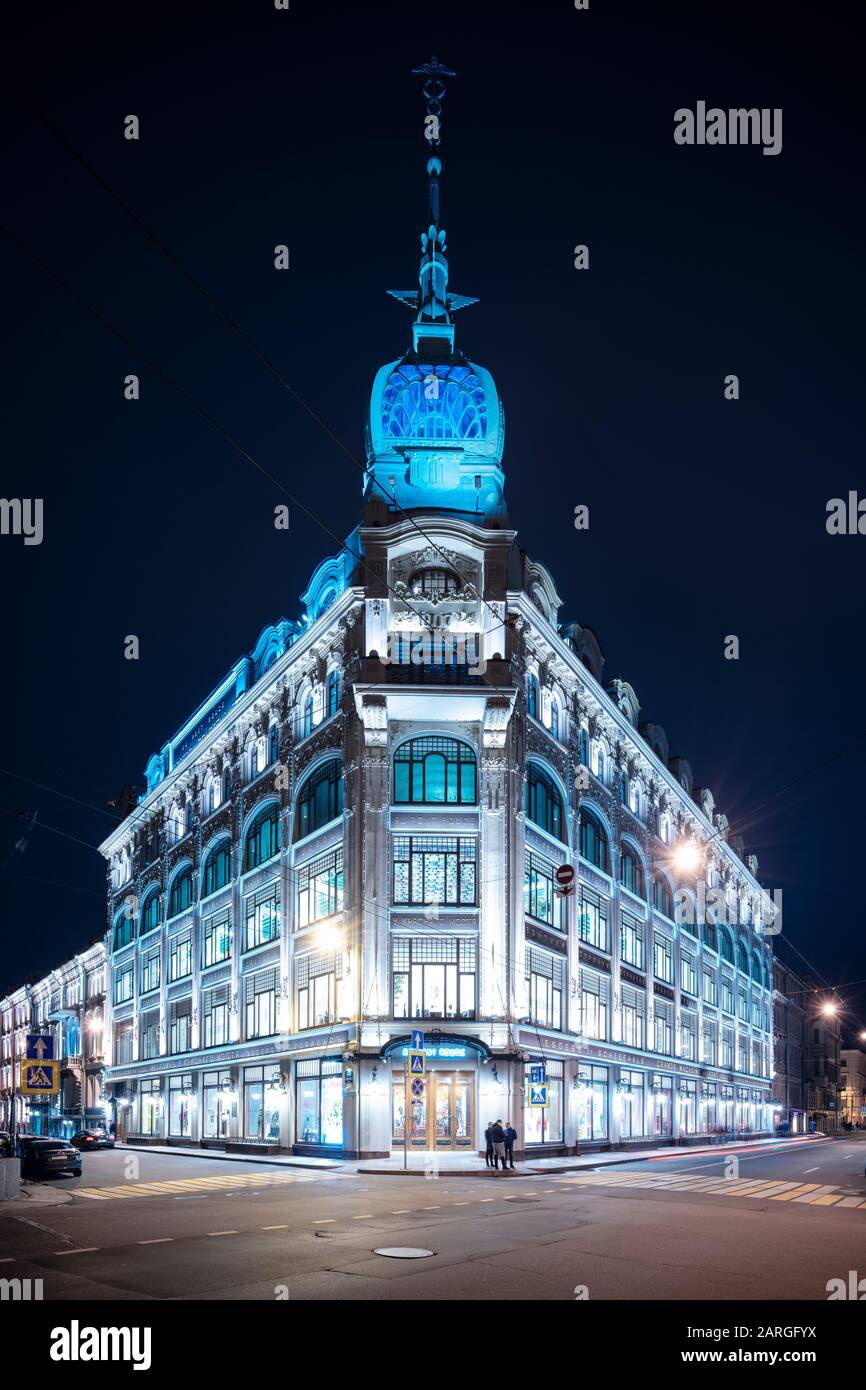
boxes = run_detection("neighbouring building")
[0,940,107,1138]
[97,61,775,1158]
[840,1049,866,1126]
[772,957,807,1133]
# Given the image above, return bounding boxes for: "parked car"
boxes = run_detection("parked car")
[17,1137,82,1178]
[69,1129,114,1151]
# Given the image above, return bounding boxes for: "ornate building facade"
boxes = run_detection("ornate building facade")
[0,940,106,1138]
[98,62,774,1157]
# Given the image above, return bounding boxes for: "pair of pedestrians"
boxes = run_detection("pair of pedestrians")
[484,1120,517,1169]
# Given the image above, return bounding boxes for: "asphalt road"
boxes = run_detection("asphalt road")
[2,1137,864,1301]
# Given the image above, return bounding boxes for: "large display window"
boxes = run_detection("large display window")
[576,1064,608,1141]
[296,1057,343,1146]
[523,1058,563,1145]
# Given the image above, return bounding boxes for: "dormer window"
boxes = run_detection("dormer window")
[408,568,461,600]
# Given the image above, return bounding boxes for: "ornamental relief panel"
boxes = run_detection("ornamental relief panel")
[295,721,345,776]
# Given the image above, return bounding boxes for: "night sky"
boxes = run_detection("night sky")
[2,2,864,1036]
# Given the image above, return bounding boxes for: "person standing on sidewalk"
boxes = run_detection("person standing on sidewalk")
[484,1122,495,1168]
[503,1122,517,1169]
[491,1119,506,1170]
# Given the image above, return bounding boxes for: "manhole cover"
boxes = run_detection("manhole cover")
[374,1247,435,1259]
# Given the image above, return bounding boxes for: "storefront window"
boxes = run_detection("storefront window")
[702,1083,717,1132]
[169,1073,195,1137]
[618,1069,646,1139]
[296,1058,343,1146]
[203,1069,234,1138]
[523,1059,563,1144]
[576,1065,608,1141]
[679,1080,697,1134]
[650,1076,673,1136]
[138,1079,161,1136]
[244,1065,282,1141]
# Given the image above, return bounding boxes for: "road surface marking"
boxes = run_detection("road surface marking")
[422,1205,440,1210]
[454,1201,470,1205]
[353,1214,374,1220]
[770,1184,822,1201]
[0,1258,14,1264]
[137,1238,173,1244]
[313,1219,335,1224]
[480,1198,494,1203]
[206,1230,238,1237]
[810,1194,843,1206]
[803,1167,820,1173]
[793,1185,839,1203]
[52,1247,99,1256]
[261,1224,289,1230]
[835,1197,863,1207]
[391,1209,410,1214]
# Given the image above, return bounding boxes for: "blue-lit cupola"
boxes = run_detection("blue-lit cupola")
[364,58,506,521]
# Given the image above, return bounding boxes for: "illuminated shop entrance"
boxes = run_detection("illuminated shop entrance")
[391,1069,474,1149]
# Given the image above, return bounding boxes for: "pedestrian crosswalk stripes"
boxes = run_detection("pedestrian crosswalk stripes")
[560,1171,866,1210]
[73,1171,330,1201]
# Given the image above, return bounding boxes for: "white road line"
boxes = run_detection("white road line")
[137,1238,174,1245]
[261,1224,289,1230]
[52,1247,99,1256]
[454,1201,470,1206]
[803,1167,820,1173]
[423,1205,440,1210]
[480,1198,494,1203]
[391,1209,410,1214]
[206,1230,238,1237]
[312,1219,335,1224]
[353,1214,374,1220]
[0,1258,14,1263]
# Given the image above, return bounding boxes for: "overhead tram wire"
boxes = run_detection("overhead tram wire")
[2,75,511,641]
[0,220,519,722]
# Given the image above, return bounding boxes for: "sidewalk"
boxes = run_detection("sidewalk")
[358,1133,831,1176]
[116,1142,343,1170]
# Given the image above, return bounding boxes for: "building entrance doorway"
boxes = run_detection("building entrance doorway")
[392,1069,474,1149]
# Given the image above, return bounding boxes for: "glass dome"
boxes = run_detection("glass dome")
[381,364,488,443]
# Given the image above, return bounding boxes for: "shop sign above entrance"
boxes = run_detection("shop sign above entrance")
[399,1045,472,1061]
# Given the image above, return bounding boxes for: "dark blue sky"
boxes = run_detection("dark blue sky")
[2,1,864,1035]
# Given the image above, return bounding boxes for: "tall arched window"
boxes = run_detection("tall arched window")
[751,953,763,985]
[202,838,231,897]
[550,699,560,740]
[223,767,232,804]
[303,693,314,739]
[140,891,161,935]
[620,843,645,898]
[579,806,610,872]
[619,774,627,805]
[737,941,749,975]
[527,675,539,720]
[525,764,566,842]
[393,736,477,805]
[244,803,281,870]
[113,909,134,951]
[268,725,279,765]
[327,670,341,718]
[294,760,343,841]
[719,929,734,964]
[653,876,673,918]
[579,729,589,767]
[169,866,193,918]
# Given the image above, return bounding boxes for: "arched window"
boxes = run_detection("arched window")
[327,670,341,719]
[169,866,193,918]
[244,803,281,870]
[737,941,749,975]
[620,843,645,898]
[751,953,763,985]
[202,839,231,897]
[295,760,343,841]
[526,764,566,842]
[619,774,627,805]
[303,693,314,739]
[579,729,589,767]
[703,922,717,952]
[579,806,610,872]
[653,876,673,918]
[268,725,279,765]
[408,568,461,599]
[550,699,560,740]
[527,675,539,720]
[113,909,134,951]
[393,736,477,805]
[719,929,734,964]
[166,804,184,846]
[223,767,232,804]
[140,891,161,935]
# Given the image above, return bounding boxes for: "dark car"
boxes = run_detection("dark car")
[70,1129,114,1151]
[17,1137,82,1178]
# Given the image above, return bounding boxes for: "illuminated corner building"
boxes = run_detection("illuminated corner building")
[98,61,775,1158]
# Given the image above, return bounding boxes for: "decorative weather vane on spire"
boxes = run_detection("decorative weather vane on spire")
[387,56,478,337]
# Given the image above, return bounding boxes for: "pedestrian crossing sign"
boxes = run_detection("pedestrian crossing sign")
[529,1083,548,1107]
[409,1050,425,1076]
[21,1060,59,1094]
